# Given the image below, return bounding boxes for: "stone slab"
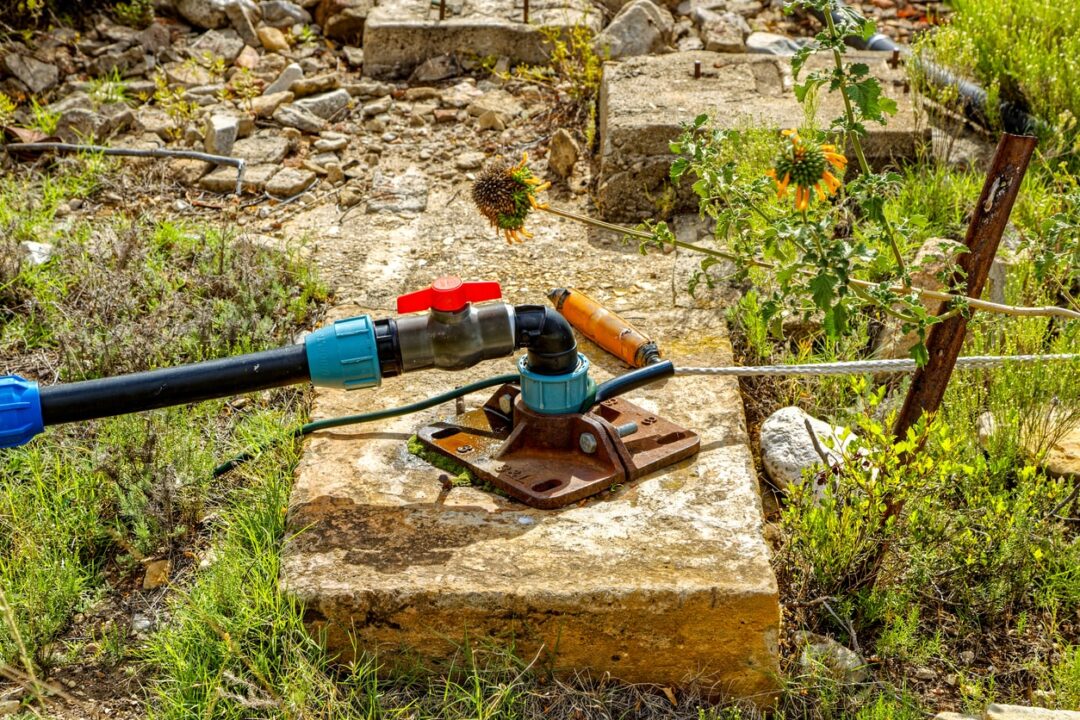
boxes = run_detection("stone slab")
[362,0,606,79]
[597,50,928,220]
[282,303,779,701]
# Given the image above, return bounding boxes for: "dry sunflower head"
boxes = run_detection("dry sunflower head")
[472,152,550,243]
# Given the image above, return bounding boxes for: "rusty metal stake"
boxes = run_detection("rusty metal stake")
[893,133,1037,442]
[888,48,901,69]
[523,0,529,23]
[439,0,445,20]
[694,60,701,79]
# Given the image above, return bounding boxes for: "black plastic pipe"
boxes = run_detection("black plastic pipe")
[811,6,1043,136]
[39,345,310,426]
[592,361,675,406]
[513,305,578,375]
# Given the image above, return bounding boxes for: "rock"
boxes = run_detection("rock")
[362,95,392,117]
[366,166,428,213]
[250,90,294,117]
[273,103,327,133]
[455,151,485,170]
[266,167,317,196]
[258,26,291,53]
[0,700,21,716]
[317,0,373,41]
[19,241,55,266]
[548,128,579,178]
[344,79,392,98]
[595,0,674,58]
[164,60,214,87]
[677,35,705,52]
[56,107,131,143]
[404,86,439,102]
[343,46,364,67]
[985,705,1080,720]
[87,45,146,78]
[131,612,154,634]
[170,158,214,185]
[932,714,977,720]
[759,406,856,497]
[914,666,937,681]
[234,44,261,69]
[264,62,304,95]
[232,133,290,163]
[746,31,812,55]
[139,22,173,55]
[289,74,339,97]
[177,0,229,29]
[224,0,261,46]
[313,135,348,151]
[261,0,312,27]
[142,559,171,590]
[977,412,998,449]
[191,28,245,62]
[3,54,59,94]
[204,113,239,155]
[476,109,505,131]
[466,89,522,118]
[409,55,459,84]
[433,108,459,123]
[959,649,975,665]
[700,10,751,53]
[294,88,350,119]
[325,163,345,184]
[796,632,868,684]
[441,80,483,108]
[133,106,175,139]
[339,182,365,207]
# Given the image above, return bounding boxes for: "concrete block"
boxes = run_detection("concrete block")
[362,0,605,79]
[597,50,928,221]
[282,306,780,704]
[985,705,1080,720]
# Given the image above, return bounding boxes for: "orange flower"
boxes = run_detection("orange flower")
[768,131,848,211]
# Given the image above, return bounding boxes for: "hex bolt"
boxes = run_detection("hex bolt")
[498,394,513,414]
[694,60,701,79]
[615,421,638,437]
[578,432,597,454]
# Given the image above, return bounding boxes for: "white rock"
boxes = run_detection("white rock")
[796,632,868,684]
[700,10,751,53]
[19,241,55,266]
[366,167,428,213]
[595,0,673,58]
[177,0,229,29]
[759,406,856,496]
[548,128,580,178]
[204,113,239,155]
[985,705,1080,720]
[263,63,304,96]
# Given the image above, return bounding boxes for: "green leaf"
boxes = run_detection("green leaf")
[810,273,836,309]
[670,157,689,181]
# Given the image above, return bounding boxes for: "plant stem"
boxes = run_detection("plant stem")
[538,204,1080,321]
[822,10,908,278]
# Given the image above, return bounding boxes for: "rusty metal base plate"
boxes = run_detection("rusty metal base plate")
[416,384,700,509]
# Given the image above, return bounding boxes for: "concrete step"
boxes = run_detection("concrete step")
[596,50,927,221]
[363,0,609,78]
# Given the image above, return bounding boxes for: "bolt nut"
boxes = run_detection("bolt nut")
[578,432,597,454]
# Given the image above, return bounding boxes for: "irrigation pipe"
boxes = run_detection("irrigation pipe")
[213,353,1078,476]
[4,142,248,195]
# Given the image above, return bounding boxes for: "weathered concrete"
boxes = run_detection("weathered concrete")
[362,0,606,79]
[283,305,779,701]
[597,50,928,220]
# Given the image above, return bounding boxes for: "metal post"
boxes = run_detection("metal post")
[439,0,445,20]
[523,0,529,23]
[694,60,701,79]
[893,133,1037,441]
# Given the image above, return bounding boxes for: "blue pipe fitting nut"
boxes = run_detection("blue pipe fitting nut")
[0,376,44,449]
[305,315,382,390]
[518,353,593,414]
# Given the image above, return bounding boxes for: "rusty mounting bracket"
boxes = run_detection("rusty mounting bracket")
[416,383,700,509]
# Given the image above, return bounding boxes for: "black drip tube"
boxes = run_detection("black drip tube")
[39,345,310,426]
[812,5,1043,136]
[513,305,578,375]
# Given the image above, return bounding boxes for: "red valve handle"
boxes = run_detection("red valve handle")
[396,276,502,314]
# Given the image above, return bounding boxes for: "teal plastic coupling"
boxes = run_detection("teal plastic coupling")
[304,315,382,390]
[518,354,594,415]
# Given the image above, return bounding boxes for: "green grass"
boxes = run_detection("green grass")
[924,0,1080,153]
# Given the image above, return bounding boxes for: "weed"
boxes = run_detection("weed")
[28,97,59,135]
[112,0,153,28]
[0,91,16,125]
[88,67,130,106]
[152,71,199,140]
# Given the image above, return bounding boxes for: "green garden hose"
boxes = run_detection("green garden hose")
[212,373,518,477]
